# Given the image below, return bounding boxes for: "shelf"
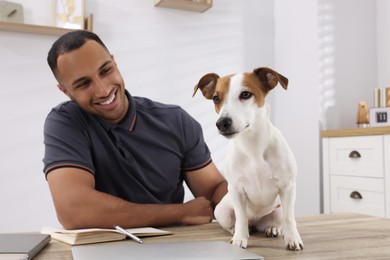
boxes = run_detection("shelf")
[154,0,212,12]
[0,21,74,36]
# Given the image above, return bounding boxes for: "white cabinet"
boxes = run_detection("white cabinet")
[322,128,390,218]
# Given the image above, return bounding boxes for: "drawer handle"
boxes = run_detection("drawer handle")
[349,150,361,159]
[350,191,363,200]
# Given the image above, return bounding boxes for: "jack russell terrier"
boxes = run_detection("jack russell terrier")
[193,67,303,251]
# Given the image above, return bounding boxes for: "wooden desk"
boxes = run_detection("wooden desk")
[36,213,390,259]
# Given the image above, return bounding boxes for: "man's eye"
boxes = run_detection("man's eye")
[212,95,220,104]
[75,80,89,89]
[240,91,252,100]
[101,67,112,75]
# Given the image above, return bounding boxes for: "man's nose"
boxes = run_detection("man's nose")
[93,78,109,97]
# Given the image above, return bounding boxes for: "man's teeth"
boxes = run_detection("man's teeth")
[100,93,115,106]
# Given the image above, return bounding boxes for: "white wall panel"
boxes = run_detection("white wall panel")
[274,0,320,216]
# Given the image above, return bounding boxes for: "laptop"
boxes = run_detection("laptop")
[72,240,263,259]
[0,233,51,259]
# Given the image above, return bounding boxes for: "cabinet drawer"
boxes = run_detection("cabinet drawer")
[330,176,385,217]
[329,136,383,178]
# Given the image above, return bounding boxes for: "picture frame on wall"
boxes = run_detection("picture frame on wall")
[53,0,85,29]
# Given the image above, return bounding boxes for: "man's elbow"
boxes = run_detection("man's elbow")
[55,205,89,230]
[56,213,80,230]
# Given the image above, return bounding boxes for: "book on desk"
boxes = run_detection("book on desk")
[41,226,172,245]
[0,233,51,260]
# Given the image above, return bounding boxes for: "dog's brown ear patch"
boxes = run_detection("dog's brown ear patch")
[193,73,220,99]
[253,67,288,91]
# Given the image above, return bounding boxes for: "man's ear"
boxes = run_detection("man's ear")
[57,84,71,99]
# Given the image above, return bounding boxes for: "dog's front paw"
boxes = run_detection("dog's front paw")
[284,227,303,251]
[230,238,248,249]
[284,234,304,251]
[264,226,281,238]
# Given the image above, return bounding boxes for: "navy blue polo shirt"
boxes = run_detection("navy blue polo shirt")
[43,91,212,204]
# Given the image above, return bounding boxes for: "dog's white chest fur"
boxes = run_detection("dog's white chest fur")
[223,116,295,216]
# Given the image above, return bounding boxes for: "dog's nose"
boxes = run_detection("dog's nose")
[216,117,232,132]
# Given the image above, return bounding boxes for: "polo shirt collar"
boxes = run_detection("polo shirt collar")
[97,90,137,132]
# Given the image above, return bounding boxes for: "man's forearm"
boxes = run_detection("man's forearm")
[210,180,228,209]
[58,189,189,229]
[57,187,214,229]
[48,168,215,230]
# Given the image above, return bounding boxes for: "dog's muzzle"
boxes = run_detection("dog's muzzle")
[216,117,232,132]
[216,117,237,137]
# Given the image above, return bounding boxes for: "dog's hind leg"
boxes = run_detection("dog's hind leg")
[253,206,282,238]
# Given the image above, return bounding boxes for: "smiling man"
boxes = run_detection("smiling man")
[43,30,227,230]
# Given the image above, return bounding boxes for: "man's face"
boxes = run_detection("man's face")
[56,40,128,125]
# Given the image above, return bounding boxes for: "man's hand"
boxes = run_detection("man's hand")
[180,197,213,225]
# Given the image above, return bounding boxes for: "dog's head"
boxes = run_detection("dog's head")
[193,67,288,138]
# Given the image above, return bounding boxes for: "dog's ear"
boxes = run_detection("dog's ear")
[253,67,288,91]
[192,73,220,99]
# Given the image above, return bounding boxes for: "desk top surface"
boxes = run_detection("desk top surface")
[35,212,390,260]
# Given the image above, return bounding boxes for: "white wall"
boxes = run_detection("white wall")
[377,0,390,86]
[0,0,275,232]
[274,0,320,216]
[319,0,377,130]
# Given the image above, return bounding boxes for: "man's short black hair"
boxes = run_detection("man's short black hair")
[47,30,109,80]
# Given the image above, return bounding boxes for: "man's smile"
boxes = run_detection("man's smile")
[94,88,118,110]
[99,92,116,106]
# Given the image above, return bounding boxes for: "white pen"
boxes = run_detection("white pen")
[114,225,144,244]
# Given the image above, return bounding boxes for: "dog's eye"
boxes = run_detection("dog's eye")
[240,91,252,100]
[213,95,220,104]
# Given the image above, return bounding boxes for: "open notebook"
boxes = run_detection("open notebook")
[72,240,263,260]
[41,226,172,245]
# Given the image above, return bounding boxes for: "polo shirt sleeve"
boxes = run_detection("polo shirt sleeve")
[43,103,95,177]
[179,108,212,171]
